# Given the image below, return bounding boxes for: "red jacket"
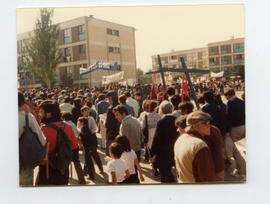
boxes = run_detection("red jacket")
[41,121,78,165]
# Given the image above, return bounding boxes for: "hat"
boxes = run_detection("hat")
[186,111,212,126]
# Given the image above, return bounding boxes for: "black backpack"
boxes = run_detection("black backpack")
[45,122,72,174]
[19,114,46,169]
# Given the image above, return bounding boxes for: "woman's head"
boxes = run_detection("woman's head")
[109,142,123,159]
[77,117,88,128]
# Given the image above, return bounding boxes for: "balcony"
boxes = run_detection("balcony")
[64,37,71,44]
[233,47,244,53]
[210,62,215,66]
[221,50,227,54]
[79,33,85,41]
[221,61,228,65]
[233,59,245,64]
[209,51,216,56]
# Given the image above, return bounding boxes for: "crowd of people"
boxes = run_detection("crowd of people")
[18,80,246,186]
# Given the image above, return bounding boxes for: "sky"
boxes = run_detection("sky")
[17,4,244,72]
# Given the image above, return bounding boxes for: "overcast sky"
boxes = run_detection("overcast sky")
[17,4,244,72]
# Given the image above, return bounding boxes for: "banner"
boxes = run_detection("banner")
[80,61,117,76]
[210,71,224,78]
[102,71,124,85]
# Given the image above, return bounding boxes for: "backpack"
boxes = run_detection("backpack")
[19,114,46,169]
[45,122,72,174]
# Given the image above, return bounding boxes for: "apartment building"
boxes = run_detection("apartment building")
[152,37,244,77]
[208,37,244,72]
[17,16,137,88]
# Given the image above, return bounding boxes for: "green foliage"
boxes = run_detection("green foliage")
[137,68,152,85]
[25,8,62,88]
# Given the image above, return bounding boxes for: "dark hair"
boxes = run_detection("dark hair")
[167,87,175,96]
[224,88,235,96]
[106,91,118,104]
[73,98,82,108]
[39,100,61,121]
[64,96,70,103]
[61,111,73,121]
[178,101,194,114]
[198,95,205,105]
[18,92,25,107]
[135,92,141,96]
[214,93,223,105]
[109,142,123,158]
[77,117,89,126]
[119,94,127,104]
[203,91,215,103]
[170,95,181,110]
[114,135,131,152]
[175,115,187,129]
[124,91,131,97]
[113,105,128,115]
[85,99,93,108]
[98,94,106,101]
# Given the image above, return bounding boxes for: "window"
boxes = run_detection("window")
[116,65,121,70]
[64,48,71,56]
[107,28,112,35]
[67,66,73,75]
[114,47,120,53]
[209,58,215,66]
[233,54,245,64]
[233,43,244,53]
[79,44,86,54]
[80,64,88,80]
[113,30,119,36]
[64,29,71,44]
[108,46,114,53]
[78,25,85,41]
[170,55,177,60]
[107,28,119,36]
[108,46,120,54]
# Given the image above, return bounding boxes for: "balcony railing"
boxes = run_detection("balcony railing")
[221,61,228,65]
[79,33,85,41]
[233,59,245,64]
[64,37,71,44]
[221,50,227,54]
[210,62,215,66]
[233,47,244,53]
[209,51,216,56]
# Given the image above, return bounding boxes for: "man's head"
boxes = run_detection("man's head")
[106,91,118,105]
[170,95,181,110]
[175,115,187,135]
[134,92,141,101]
[118,94,127,104]
[203,91,215,103]
[124,91,131,98]
[224,88,235,100]
[167,87,175,97]
[39,100,61,122]
[80,106,90,117]
[178,101,194,115]
[185,111,212,136]
[113,105,128,122]
[158,100,173,115]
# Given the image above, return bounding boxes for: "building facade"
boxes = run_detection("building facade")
[17,16,137,88]
[152,37,244,77]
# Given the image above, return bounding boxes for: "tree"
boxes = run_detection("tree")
[25,8,62,88]
[137,68,152,85]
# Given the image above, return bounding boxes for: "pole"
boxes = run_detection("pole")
[157,55,167,97]
[22,56,29,97]
[180,57,200,110]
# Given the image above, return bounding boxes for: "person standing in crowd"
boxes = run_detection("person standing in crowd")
[119,94,135,117]
[224,88,246,177]
[84,99,97,122]
[125,91,139,117]
[178,101,194,116]
[37,100,78,185]
[107,142,130,184]
[134,92,144,117]
[114,135,144,183]
[18,92,47,186]
[96,93,110,123]
[150,101,178,183]
[174,111,217,183]
[59,96,73,113]
[113,105,143,161]
[170,95,181,118]
[105,91,120,156]
[72,98,82,124]
[61,112,86,184]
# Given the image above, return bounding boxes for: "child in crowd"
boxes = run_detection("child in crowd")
[107,142,130,184]
[115,135,144,183]
[77,117,102,180]
[62,112,86,184]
